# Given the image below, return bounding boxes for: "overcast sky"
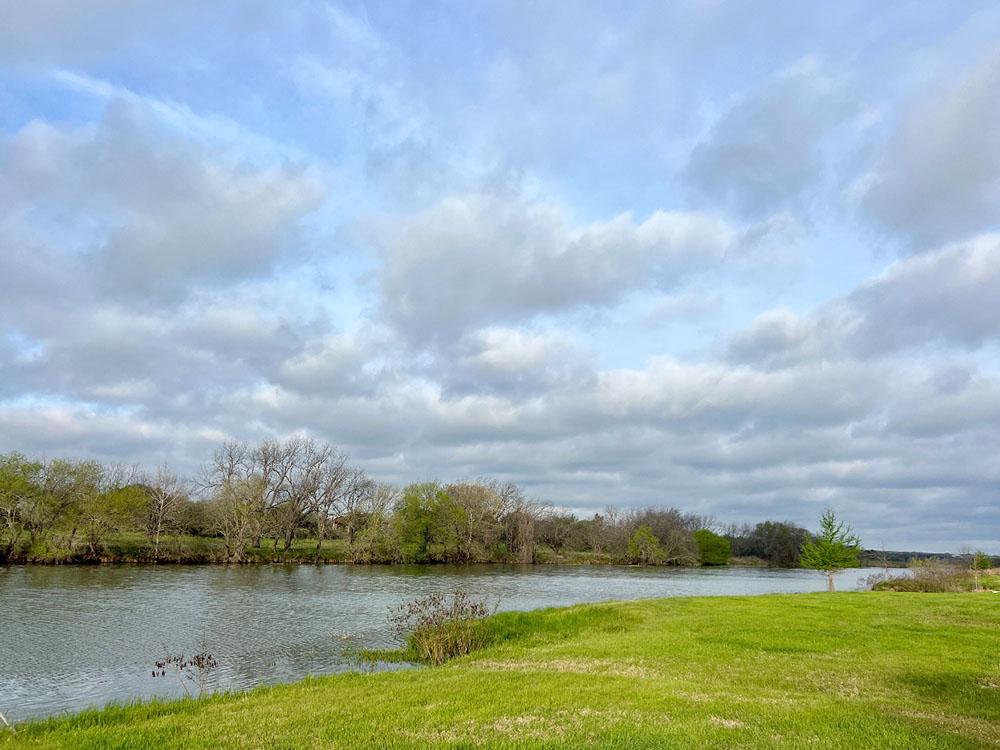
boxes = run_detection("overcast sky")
[2,1,999,551]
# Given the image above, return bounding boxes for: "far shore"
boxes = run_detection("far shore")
[2,532,912,568]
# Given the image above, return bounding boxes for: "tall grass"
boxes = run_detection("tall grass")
[389,592,498,665]
[869,557,985,592]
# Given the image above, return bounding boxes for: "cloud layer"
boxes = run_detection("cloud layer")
[2,1,1000,552]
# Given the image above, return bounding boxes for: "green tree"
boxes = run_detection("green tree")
[395,483,465,563]
[626,525,665,565]
[971,550,991,592]
[731,521,809,567]
[426,491,467,562]
[693,528,731,566]
[800,510,861,592]
[0,453,44,561]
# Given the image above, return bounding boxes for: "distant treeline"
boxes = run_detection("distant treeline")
[1,442,990,567]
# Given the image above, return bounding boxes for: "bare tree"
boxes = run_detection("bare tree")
[309,450,352,553]
[486,479,541,564]
[267,437,326,557]
[307,454,379,553]
[203,438,370,560]
[332,467,375,546]
[446,481,505,560]
[146,465,186,560]
[349,482,400,562]
[201,442,265,548]
[211,476,265,562]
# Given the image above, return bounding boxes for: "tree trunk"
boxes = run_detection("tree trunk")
[827,572,835,592]
[153,521,161,561]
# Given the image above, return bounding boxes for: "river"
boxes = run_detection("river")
[0,563,876,721]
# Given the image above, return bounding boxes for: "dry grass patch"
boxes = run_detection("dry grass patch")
[709,716,746,729]
[471,657,660,679]
[398,707,647,746]
[901,710,1000,747]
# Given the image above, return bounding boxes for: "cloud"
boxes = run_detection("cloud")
[0,0,189,64]
[728,233,1000,366]
[844,233,1000,353]
[0,103,324,303]
[369,192,737,344]
[860,46,1000,247]
[3,1,1000,552]
[685,61,856,216]
[446,327,594,397]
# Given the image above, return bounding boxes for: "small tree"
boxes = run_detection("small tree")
[800,510,861,592]
[626,525,664,565]
[146,466,186,560]
[971,550,991,592]
[693,528,731,566]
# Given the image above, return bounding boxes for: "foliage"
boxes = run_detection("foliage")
[6,594,999,749]
[693,528,731,565]
[971,550,992,591]
[971,550,992,571]
[388,592,497,664]
[1,447,929,571]
[626,525,664,564]
[725,520,810,567]
[800,510,861,591]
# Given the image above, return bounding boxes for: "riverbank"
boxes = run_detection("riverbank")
[4,591,998,748]
[3,532,917,567]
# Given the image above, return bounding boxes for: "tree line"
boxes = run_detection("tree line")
[1,439,818,566]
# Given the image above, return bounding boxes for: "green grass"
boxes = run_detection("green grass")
[4,592,999,749]
[979,573,1000,590]
[13,534,352,564]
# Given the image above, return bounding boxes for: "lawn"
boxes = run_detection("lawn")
[3,592,998,749]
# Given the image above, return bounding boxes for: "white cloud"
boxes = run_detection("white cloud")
[0,104,325,302]
[861,46,1000,247]
[370,192,737,343]
[727,233,1000,365]
[2,0,1000,551]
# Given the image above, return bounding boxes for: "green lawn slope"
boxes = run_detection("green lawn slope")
[4,592,998,749]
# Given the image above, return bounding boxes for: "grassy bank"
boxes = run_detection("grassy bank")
[4,592,999,749]
[7,533,353,564]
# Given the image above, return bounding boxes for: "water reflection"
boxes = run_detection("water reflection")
[0,564,874,721]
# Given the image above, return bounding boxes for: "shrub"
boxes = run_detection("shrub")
[693,529,731,565]
[389,592,498,665]
[870,558,971,592]
[626,525,665,565]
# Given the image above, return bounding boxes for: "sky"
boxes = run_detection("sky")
[2,1,1000,552]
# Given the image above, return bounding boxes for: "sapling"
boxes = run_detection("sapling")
[800,510,861,592]
[971,550,991,592]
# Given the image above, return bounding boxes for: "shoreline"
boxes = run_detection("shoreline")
[2,592,997,748]
[1,557,894,569]
[1,534,909,568]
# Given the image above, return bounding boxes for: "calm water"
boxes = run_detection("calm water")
[0,564,875,721]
